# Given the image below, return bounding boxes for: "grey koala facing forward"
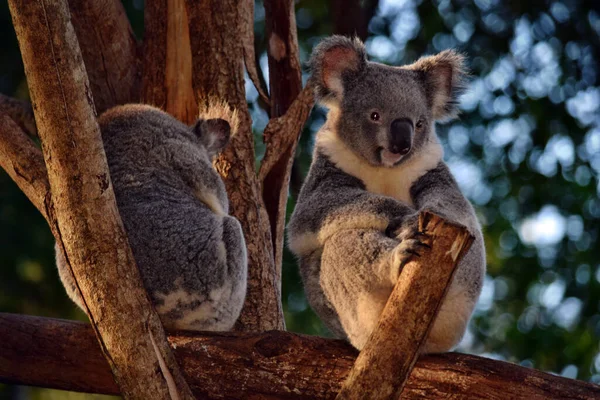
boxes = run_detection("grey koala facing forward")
[288,36,486,353]
[56,104,247,332]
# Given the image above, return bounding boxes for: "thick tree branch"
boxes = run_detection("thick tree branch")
[241,0,270,107]
[142,0,197,124]
[185,0,284,331]
[262,0,305,272]
[0,114,49,221]
[337,212,474,399]
[8,1,194,398]
[0,93,38,137]
[2,313,599,400]
[68,0,140,113]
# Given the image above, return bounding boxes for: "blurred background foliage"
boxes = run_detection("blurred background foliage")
[1,0,599,398]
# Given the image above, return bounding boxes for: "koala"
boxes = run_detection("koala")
[288,36,486,353]
[56,104,247,332]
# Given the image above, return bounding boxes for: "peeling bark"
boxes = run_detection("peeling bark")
[142,0,197,124]
[336,212,474,399]
[7,1,195,398]
[2,313,600,400]
[185,0,284,332]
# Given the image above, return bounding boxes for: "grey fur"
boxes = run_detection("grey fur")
[288,36,485,353]
[56,104,247,332]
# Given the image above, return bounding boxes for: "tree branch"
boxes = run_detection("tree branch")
[0,114,49,221]
[185,0,284,331]
[7,1,195,398]
[1,313,599,400]
[241,0,270,107]
[336,212,474,399]
[261,0,305,272]
[142,0,197,124]
[68,0,140,113]
[0,93,38,137]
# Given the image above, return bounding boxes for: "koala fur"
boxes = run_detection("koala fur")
[288,36,486,353]
[56,104,247,332]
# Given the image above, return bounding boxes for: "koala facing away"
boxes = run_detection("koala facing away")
[288,36,486,353]
[56,104,247,332]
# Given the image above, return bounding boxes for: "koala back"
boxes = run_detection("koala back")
[56,104,247,332]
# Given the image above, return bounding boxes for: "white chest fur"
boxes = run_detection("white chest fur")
[316,129,443,206]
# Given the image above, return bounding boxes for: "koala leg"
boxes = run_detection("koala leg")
[219,215,248,328]
[320,228,400,349]
[54,243,85,311]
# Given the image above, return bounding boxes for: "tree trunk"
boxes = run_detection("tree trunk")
[7,1,194,398]
[185,0,285,332]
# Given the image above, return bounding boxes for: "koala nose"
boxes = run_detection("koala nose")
[389,118,413,155]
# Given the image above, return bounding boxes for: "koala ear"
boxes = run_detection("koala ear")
[309,35,367,104]
[192,118,231,157]
[407,50,468,120]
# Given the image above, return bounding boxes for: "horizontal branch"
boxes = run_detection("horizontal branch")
[1,313,599,400]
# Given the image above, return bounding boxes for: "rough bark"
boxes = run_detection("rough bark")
[142,0,197,124]
[185,0,284,332]
[68,0,140,113]
[2,313,600,400]
[262,0,305,271]
[0,114,49,221]
[337,212,474,399]
[7,1,194,398]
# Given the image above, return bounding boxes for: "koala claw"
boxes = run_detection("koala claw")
[390,236,429,281]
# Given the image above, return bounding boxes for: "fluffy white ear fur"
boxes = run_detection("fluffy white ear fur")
[406,50,468,120]
[309,36,367,103]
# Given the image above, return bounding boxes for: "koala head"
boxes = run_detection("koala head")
[191,118,231,159]
[310,36,467,167]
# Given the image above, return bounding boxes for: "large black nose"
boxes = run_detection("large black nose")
[390,118,413,155]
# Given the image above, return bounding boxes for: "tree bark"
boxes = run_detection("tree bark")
[142,0,197,124]
[7,1,194,398]
[0,114,49,222]
[262,0,305,271]
[185,0,285,332]
[336,212,474,399]
[2,313,599,400]
[68,0,140,113]
[0,93,37,137]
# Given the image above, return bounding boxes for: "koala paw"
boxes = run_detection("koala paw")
[388,215,431,282]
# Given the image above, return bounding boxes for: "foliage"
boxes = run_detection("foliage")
[0,0,599,398]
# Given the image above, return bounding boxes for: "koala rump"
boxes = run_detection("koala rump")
[55,104,248,332]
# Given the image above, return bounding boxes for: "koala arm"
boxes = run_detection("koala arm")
[407,162,479,232]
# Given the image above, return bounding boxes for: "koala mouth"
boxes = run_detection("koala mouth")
[379,147,410,167]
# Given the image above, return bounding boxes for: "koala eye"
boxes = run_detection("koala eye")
[416,120,424,129]
[370,112,381,122]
